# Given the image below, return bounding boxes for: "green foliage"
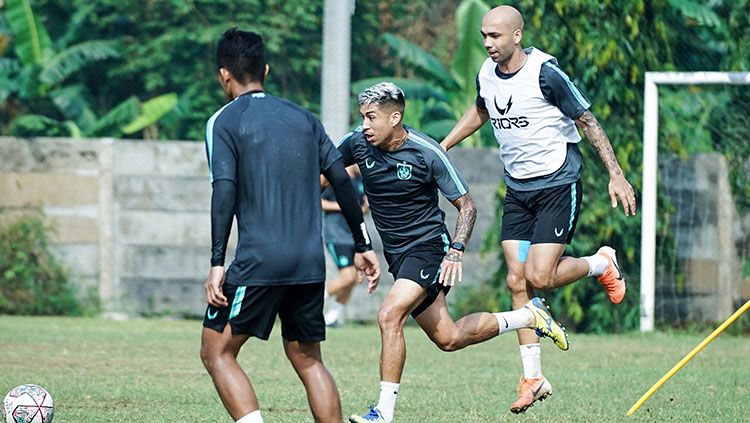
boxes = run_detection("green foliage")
[121,93,179,135]
[23,0,328,141]
[4,0,53,66]
[38,40,120,86]
[381,33,458,90]
[0,0,177,138]
[352,0,492,144]
[0,213,97,316]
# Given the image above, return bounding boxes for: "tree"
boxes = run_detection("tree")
[352,0,494,145]
[0,0,177,138]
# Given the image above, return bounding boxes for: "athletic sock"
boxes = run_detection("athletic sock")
[376,381,399,423]
[583,253,609,277]
[236,410,263,423]
[493,308,534,335]
[520,344,542,379]
[324,300,345,325]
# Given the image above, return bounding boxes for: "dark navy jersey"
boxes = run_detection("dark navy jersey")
[205,91,341,286]
[321,176,365,245]
[336,126,469,254]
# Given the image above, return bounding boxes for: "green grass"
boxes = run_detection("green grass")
[1,316,749,422]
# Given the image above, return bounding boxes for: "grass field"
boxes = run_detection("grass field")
[1,316,749,422]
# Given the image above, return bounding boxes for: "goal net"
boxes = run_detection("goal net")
[641,72,750,331]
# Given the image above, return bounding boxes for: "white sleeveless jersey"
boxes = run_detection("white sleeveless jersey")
[477,48,584,179]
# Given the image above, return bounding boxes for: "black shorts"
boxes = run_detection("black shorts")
[202,282,325,342]
[326,242,355,269]
[384,235,451,318]
[501,180,583,245]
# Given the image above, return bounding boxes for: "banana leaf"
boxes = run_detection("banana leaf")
[39,40,120,87]
[122,93,178,135]
[87,96,140,137]
[352,77,449,102]
[453,0,490,88]
[382,33,459,90]
[4,0,53,66]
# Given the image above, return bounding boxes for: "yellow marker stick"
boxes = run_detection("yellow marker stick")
[627,299,750,416]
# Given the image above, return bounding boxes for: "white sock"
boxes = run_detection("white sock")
[324,300,345,325]
[583,253,609,277]
[236,410,263,423]
[520,344,542,379]
[376,381,399,423]
[493,308,534,335]
[324,289,330,301]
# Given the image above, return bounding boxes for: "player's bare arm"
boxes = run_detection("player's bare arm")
[319,174,329,189]
[320,164,359,190]
[440,105,490,151]
[576,110,637,216]
[439,193,477,286]
[321,198,341,212]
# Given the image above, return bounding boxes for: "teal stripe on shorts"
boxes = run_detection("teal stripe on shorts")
[229,286,246,319]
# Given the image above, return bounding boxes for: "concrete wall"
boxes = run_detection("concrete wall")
[0,137,502,319]
[4,137,745,322]
[658,153,745,322]
[0,138,105,300]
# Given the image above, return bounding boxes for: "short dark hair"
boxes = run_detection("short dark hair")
[216,28,266,84]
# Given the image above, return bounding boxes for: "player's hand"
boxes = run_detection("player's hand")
[439,249,463,286]
[608,174,637,216]
[204,266,228,307]
[354,250,381,293]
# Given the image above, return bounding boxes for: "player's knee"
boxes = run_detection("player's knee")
[434,334,462,352]
[286,349,318,372]
[506,271,527,294]
[377,304,407,331]
[525,269,554,290]
[199,345,216,373]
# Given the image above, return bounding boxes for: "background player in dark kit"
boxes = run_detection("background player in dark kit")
[321,168,368,327]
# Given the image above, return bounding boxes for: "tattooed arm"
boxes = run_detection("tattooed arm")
[451,193,477,246]
[576,111,637,216]
[439,193,477,286]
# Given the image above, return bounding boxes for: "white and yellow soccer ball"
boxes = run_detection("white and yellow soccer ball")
[3,384,54,423]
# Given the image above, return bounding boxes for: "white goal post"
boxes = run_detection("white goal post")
[640,71,750,332]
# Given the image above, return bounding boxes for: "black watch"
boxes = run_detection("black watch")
[449,241,465,252]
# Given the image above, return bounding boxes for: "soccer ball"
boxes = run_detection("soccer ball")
[2,384,54,423]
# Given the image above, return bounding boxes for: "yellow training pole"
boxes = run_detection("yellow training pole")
[627,299,750,416]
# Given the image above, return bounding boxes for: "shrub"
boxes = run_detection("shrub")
[0,213,97,315]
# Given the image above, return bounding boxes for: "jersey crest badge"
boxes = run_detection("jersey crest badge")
[396,163,412,180]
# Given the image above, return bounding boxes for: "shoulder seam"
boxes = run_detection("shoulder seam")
[205,100,236,182]
[541,62,591,110]
[335,127,362,147]
[408,132,468,196]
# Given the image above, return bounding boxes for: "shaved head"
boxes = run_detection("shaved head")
[483,5,524,32]
[480,5,525,66]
